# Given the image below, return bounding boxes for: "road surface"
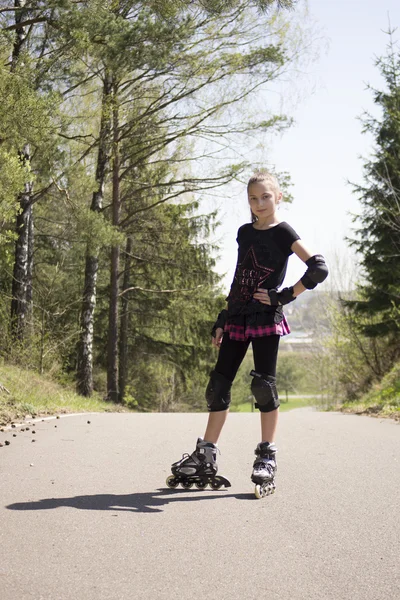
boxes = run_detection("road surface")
[0,409,399,600]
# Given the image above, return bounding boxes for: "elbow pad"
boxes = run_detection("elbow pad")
[301,255,328,290]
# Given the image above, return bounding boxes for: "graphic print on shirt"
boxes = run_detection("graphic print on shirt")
[233,245,275,304]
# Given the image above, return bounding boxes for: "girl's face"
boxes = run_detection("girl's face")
[248,182,281,219]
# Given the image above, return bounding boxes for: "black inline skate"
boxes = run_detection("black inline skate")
[251,441,277,499]
[166,438,231,490]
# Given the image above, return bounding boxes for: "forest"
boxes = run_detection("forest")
[0,1,399,420]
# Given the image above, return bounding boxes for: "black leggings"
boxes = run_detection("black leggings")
[214,334,280,383]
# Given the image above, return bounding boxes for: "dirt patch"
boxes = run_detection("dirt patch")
[341,404,399,422]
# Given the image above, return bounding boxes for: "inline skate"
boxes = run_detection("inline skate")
[251,441,277,499]
[166,438,231,490]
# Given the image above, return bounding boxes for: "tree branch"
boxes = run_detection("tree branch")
[5,16,48,30]
[119,285,204,297]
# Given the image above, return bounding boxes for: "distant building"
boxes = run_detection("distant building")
[281,331,314,352]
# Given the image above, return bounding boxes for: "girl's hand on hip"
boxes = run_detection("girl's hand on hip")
[212,328,224,348]
[253,288,272,305]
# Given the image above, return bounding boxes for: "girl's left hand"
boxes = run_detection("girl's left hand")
[253,288,272,305]
[211,327,224,348]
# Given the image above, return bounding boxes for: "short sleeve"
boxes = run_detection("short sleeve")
[276,222,301,255]
[236,223,250,244]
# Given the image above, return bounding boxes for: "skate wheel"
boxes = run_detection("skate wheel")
[254,484,263,499]
[166,475,179,489]
[195,481,207,490]
[181,480,193,489]
[254,483,275,498]
[210,478,223,491]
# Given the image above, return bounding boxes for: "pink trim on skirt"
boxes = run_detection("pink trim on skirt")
[224,315,291,342]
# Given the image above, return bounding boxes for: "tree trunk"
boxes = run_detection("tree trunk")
[118,236,133,402]
[76,71,112,396]
[76,255,99,395]
[107,80,121,402]
[10,170,33,342]
[10,7,33,342]
[11,1,26,68]
[26,203,34,324]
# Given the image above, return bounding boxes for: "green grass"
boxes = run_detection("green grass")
[339,362,400,421]
[340,400,400,420]
[0,362,332,425]
[232,396,317,413]
[0,362,123,425]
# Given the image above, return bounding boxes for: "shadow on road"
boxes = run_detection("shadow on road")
[6,489,255,513]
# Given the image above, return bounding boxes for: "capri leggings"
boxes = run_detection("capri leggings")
[214,334,280,383]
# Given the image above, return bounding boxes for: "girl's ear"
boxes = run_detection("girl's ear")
[276,192,283,205]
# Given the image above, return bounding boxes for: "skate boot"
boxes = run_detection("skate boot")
[166,438,231,490]
[251,441,277,499]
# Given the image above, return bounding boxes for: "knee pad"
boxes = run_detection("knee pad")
[205,370,232,412]
[250,370,280,413]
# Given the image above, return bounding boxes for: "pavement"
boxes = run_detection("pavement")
[0,409,399,600]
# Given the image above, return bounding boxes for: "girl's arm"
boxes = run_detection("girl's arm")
[289,240,314,299]
[253,240,328,306]
[211,307,228,348]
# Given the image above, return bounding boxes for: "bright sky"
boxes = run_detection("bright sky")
[208,0,400,293]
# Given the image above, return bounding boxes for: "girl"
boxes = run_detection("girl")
[167,171,328,498]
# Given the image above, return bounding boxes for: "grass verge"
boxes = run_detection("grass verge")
[0,363,124,426]
[338,362,400,422]
[232,396,317,413]
[339,401,399,421]
[6,360,397,425]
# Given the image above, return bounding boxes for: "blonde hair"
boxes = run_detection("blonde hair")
[247,171,281,222]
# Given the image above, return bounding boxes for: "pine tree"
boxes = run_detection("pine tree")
[348,31,400,346]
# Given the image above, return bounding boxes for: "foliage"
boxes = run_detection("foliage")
[0,361,117,426]
[347,31,400,345]
[306,287,399,407]
[340,361,400,420]
[0,60,57,241]
[362,361,400,407]
[276,353,304,401]
[327,31,400,411]
[0,0,314,410]
[229,347,316,410]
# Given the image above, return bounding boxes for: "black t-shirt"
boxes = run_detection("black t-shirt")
[226,221,300,320]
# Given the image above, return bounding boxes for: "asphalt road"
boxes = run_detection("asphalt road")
[0,409,399,600]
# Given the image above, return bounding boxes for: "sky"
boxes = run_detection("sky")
[206,0,400,293]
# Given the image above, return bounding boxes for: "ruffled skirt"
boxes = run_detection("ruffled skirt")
[224,314,290,342]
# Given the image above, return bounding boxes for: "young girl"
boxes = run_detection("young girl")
[167,171,328,498]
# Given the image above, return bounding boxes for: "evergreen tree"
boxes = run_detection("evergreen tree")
[348,31,400,348]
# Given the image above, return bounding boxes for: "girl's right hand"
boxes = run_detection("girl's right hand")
[212,327,224,348]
